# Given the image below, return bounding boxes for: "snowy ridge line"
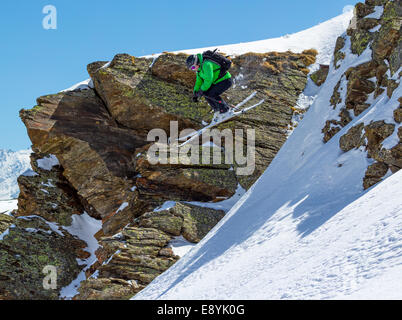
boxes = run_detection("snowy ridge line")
[61,79,94,93]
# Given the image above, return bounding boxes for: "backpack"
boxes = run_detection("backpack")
[202,49,232,79]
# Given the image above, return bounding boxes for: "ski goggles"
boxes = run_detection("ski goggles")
[189,55,199,70]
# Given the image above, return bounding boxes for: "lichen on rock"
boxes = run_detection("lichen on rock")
[310,64,329,86]
[0,216,88,300]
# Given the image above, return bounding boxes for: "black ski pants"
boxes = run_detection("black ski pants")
[204,78,233,113]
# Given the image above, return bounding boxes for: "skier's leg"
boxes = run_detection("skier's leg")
[204,78,233,113]
[209,79,233,113]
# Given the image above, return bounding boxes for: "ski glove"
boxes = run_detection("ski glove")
[193,90,204,102]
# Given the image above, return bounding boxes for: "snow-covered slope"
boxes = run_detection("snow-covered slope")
[134,8,402,300]
[136,170,402,300]
[0,149,31,200]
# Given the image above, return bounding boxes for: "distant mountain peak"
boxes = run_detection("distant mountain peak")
[0,149,31,200]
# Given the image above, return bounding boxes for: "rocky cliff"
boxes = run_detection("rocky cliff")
[1,46,316,299]
[321,0,401,189]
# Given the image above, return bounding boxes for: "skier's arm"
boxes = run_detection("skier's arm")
[194,72,203,93]
[200,62,214,92]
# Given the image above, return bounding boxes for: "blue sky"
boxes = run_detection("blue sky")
[0,0,358,150]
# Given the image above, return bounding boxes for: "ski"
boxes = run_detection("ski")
[232,91,257,110]
[178,99,264,148]
[177,91,258,143]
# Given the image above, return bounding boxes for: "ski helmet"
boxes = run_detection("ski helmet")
[186,55,198,70]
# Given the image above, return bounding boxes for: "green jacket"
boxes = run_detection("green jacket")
[194,53,231,93]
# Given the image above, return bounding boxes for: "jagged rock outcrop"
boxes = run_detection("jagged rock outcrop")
[310,64,329,86]
[15,151,84,225]
[20,89,144,224]
[334,36,347,68]
[339,123,366,152]
[2,45,316,299]
[322,0,401,189]
[363,161,389,189]
[134,148,238,202]
[75,203,225,300]
[136,202,226,243]
[0,214,14,234]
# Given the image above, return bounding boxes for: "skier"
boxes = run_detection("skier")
[186,52,233,121]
